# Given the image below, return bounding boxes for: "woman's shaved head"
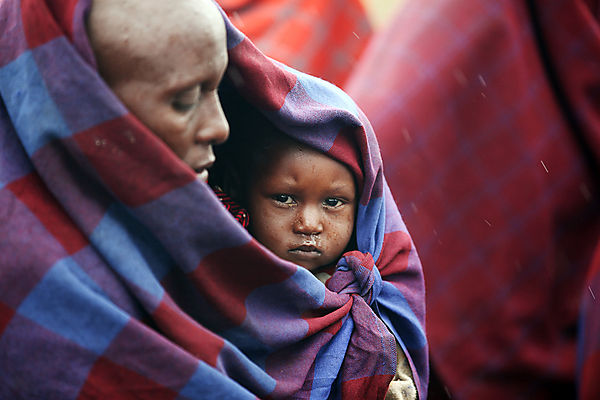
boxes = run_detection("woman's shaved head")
[87,0,230,181]
[87,0,226,87]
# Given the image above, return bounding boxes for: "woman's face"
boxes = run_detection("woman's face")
[90,0,230,183]
[248,143,357,272]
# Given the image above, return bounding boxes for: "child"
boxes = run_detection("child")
[210,113,356,279]
[210,90,417,399]
[246,137,357,276]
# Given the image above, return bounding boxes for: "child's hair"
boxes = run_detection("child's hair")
[210,79,300,209]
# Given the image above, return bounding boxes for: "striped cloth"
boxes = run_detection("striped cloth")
[346,0,600,399]
[0,0,427,399]
[216,0,372,86]
[212,186,250,228]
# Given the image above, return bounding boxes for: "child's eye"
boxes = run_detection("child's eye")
[272,194,294,204]
[323,198,344,207]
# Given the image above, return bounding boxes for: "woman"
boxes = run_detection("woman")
[0,0,427,398]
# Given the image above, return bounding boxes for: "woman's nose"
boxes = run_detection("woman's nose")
[294,205,324,235]
[195,93,229,145]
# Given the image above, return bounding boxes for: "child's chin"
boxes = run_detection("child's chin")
[286,251,322,270]
[305,262,336,275]
[293,260,322,272]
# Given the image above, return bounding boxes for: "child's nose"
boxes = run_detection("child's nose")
[194,92,229,145]
[294,205,324,235]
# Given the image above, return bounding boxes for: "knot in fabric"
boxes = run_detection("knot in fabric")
[326,251,382,305]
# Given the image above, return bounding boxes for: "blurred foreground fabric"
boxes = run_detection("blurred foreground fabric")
[347,0,600,398]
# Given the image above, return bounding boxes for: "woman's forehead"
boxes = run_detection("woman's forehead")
[88,0,227,84]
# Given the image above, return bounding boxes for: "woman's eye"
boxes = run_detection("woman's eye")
[323,198,343,207]
[272,194,294,204]
[172,86,201,112]
[171,100,195,112]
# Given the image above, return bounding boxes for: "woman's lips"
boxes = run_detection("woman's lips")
[194,160,214,183]
[196,169,209,182]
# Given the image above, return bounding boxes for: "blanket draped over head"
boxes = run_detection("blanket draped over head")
[0,0,427,399]
[346,0,600,399]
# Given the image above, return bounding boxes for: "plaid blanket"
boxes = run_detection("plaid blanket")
[0,0,427,399]
[216,0,372,86]
[346,0,600,399]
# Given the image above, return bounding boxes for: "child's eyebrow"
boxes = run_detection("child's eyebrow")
[327,182,355,193]
[329,191,355,200]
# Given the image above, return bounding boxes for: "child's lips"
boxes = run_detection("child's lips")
[289,245,322,259]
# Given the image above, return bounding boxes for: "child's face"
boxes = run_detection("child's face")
[248,143,357,272]
[89,0,229,183]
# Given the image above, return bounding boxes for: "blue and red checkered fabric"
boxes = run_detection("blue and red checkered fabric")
[0,0,427,399]
[347,0,600,399]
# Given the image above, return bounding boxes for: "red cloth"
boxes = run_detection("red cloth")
[213,186,250,228]
[217,0,372,86]
[579,243,600,400]
[346,0,600,398]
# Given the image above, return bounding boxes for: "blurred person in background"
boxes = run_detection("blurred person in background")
[578,242,600,399]
[217,0,372,86]
[346,0,600,399]
[217,0,406,86]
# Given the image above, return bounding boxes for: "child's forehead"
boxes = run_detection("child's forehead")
[262,138,354,178]
[264,139,322,164]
